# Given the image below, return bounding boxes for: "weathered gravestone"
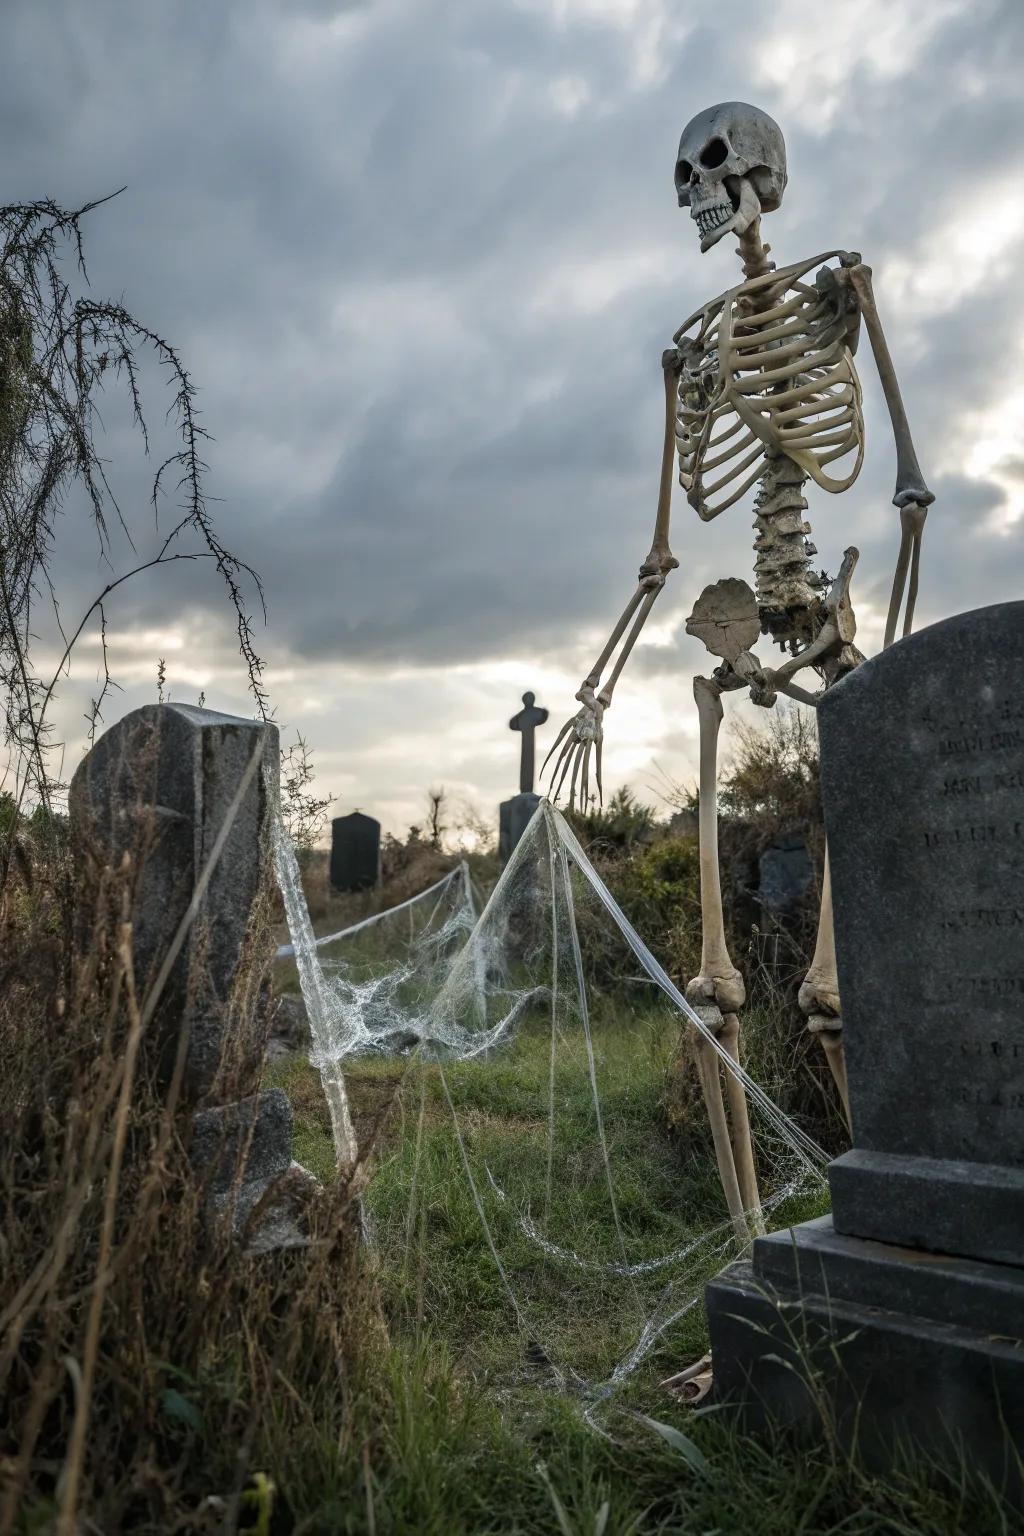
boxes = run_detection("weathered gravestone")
[499,791,541,867]
[330,810,381,893]
[70,702,314,1248]
[706,603,1024,1497]
[758,831,814,918]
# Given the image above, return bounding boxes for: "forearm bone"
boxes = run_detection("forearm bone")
[840,255,934,647]
[578,357,680,711]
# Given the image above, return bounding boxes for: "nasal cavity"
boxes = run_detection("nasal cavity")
[699,137,728,169]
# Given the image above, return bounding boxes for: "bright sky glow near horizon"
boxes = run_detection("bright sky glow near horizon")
[4,0,1023,838]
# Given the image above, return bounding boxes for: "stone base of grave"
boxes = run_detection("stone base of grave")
[706,1215,1024,1505]
[829,1148,1024,1268]
[498,791,540,866]
[191,1088,317,1254]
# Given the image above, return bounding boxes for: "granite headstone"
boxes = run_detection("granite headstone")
[70,702,279,1099]
[70,703,312,1251]
[820,601,1024,1264]
[705,603,1024,1501]
[758,831,814,917]
[330,811,381,893]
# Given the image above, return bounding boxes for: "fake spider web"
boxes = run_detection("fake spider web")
[272,799,829,1412]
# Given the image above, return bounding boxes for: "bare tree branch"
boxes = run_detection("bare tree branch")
[0,193,268,885]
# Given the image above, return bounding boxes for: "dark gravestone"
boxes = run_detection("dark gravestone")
[498,792,541,868]
[70,702,279,1099]
[330,811,381,893]
[191,1088,315,1252]
[498,798,513,866]
[705,603,1024,1502]
[758,831,813,917]
[70,703,311,1250]
[821,601,1024,1262]
[509,791,541,852]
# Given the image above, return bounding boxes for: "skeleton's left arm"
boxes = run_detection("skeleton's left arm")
[842,255,935,646]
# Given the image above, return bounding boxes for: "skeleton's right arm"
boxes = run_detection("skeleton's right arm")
[545,357,680,804]
[577,356,681,711]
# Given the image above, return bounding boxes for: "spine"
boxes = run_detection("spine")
[752,453,823,643]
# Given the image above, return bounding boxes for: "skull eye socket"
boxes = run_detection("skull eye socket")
[699,137,728,169]
[676,159,693,185]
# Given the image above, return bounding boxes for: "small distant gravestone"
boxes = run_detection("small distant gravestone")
[70,702,312,1250]
[330,811,381,892]
[499,691,548,865]
[757,831,813,917]
[706,604,1024,1499]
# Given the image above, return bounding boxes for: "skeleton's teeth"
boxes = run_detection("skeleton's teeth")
[694,203,732,238]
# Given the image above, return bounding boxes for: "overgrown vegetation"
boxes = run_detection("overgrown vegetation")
[280,731,335,857]
[3,705,1015,1531]
[0,804,379,1534]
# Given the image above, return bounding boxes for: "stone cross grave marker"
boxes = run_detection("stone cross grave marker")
[499,691,548,866]
[330,810,381,893]
[705,602,1024,1498]
[509,691,548,795]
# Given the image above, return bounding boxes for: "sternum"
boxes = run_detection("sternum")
[752,451,824,648]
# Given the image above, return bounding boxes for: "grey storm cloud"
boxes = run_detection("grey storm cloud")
[3,0,1024,826]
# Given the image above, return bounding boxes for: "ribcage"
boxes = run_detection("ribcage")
[674,251,865,522]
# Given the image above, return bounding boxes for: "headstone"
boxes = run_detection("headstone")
[757,831,813,917]
[705,604,1024,1501]
[330,811,381,893]
[498,798,513,866]
[823,602,1024,1262]
[267,993,311,1063]
[70,702,313,1251]
[509,690,549,794]
[191,1089,315,1252]
[70,702,279,1099]
[508,791,541,853]
[498,792,541,868]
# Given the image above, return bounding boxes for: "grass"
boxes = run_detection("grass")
[273,1001,747,1381]
[264,1000,1020,1535]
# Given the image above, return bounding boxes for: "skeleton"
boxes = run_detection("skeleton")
[545,102,933,1232]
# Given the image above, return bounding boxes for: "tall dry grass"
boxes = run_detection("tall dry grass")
[0,807,380,1534]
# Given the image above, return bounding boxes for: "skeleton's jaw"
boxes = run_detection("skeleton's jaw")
[691,176,762,253]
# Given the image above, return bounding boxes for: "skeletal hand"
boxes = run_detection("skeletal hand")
[542,687,605,810]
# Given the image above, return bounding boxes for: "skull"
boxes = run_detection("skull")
[674,102,787,254]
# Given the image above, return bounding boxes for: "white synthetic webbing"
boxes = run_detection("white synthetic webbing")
[546,804,827,1173]
[275,865,465,958]
[271,792,830,1407]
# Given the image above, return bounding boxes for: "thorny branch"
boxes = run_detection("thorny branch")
[0,193,268,884]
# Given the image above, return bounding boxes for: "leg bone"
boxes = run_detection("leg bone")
[798,846,851,1125]
[687,674,761,1232]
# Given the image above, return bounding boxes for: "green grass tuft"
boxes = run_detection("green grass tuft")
[265,1007,1016,1534]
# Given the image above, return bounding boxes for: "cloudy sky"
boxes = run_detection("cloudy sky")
[4,0,1023,838]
